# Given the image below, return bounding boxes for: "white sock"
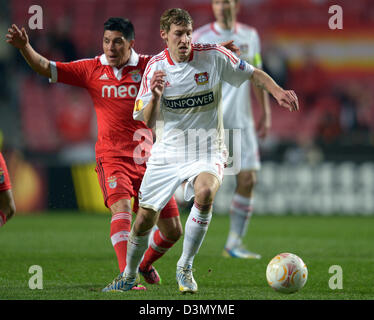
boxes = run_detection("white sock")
[177,202,212,268]
[225,194,253,250]
[124,230,151,278]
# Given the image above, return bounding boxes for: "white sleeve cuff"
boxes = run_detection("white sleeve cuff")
[49,61,57,83]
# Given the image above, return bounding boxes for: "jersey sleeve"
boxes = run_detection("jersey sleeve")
[133,59,157,121]
[215,45,255,87]
[49,59,94,88]
[252,30,263,68]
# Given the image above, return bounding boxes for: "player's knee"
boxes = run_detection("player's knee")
[172,222,183,241]
[164,224,183,242]
[238,171,257,191]
[135,208,158,233]
[195,186,215,203]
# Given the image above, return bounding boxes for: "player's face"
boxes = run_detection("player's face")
[161,23,192,63]
[103,30,134,68]
[212,0,238,24]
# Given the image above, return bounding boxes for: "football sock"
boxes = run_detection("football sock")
[125,228,152,278]
[225,194,253,250]
[110,212,132,273]
[140,228,176,271]
[177,201,212,268]
[0,210,7,227]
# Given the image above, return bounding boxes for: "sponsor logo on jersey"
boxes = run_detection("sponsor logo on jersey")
[107,176,117,189]
[239,59,246,70]
[194,72,209,85]
[134,99,143,112]
[162,92,214,109]
[0,168,4,184]
[102,85,138,98]
[99,73,109,80]
[129,69,142,83]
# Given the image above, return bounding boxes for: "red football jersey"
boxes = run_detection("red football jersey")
[0,152,11,191]
[50,50,152,161]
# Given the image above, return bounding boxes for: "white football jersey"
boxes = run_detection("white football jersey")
[134,44,254,163]
[193,22,262,129]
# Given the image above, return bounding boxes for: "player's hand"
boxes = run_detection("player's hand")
[6,24,29,49]
[220,40,241,56]
[150,70,166,100]
[256,112,271,139]
[274,89,299,112]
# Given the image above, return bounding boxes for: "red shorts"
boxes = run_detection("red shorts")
[0,152,11,191]
[95,156,179,219]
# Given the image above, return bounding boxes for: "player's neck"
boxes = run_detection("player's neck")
[216,19,235,31]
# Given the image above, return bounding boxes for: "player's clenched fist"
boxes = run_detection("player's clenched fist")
[150,70,166,99]
[6,24,29,49]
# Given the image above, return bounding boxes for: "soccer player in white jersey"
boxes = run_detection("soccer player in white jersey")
[125,8,299,294]
[193,0,269,259]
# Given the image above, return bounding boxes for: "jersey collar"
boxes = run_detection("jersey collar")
[211,21,237,35]
[164,47,194,66]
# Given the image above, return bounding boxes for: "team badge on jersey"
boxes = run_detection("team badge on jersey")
[194,72,209,85]
[107,176,117,189]
[0,168,4,184]
[239,60,246,70]
[134,99,143,112]
[130,70,142,83]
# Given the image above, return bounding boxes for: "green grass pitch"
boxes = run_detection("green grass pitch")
[0,212,373,301]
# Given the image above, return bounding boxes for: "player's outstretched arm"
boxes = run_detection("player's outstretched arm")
[6,24,51,78]
[141,70,166,128]
[250,68,299,112]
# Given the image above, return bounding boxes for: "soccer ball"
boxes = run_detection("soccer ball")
[266,253,308,293]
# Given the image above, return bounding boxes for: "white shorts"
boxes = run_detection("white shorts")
[138,153,226,212]
[229,126,260,172]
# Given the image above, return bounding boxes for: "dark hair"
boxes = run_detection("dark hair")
[160,8,193,33]
[104,17,135,41]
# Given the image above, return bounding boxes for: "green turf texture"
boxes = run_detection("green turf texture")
[0,212,373,300]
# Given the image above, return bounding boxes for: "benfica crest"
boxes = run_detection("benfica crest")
[194,72,209,85]
[129,69,142,83]
[107,176,117,189]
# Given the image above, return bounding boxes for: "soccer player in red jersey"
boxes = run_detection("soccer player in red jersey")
[6,18,182,291]
[0,152,16,228]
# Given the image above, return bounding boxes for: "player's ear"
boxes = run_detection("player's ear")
[129,39,135,48]
[160,29,168,43]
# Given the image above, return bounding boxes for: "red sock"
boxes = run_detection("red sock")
[0,210,6,227]
[140,229,176,271]
[110,212,132,273]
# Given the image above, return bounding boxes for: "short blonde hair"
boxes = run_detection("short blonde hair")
[160,8,193,33]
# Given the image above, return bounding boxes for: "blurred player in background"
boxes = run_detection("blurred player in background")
[0,148,16,228]
[193,0,270,259]
[6,18,183,291]
[125,8,299,294]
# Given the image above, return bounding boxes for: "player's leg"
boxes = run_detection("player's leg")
[122,206,160,290]
[139,196,182,284]
[96,157,145,291]
[109,198,132,273]
[224,127,261,259]
[223,170,260,258]
[176,171,220,293]
[0,153,15,227]
[124,161,181,291]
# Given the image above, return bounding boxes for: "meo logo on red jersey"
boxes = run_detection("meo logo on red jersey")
[102,85,138,98]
